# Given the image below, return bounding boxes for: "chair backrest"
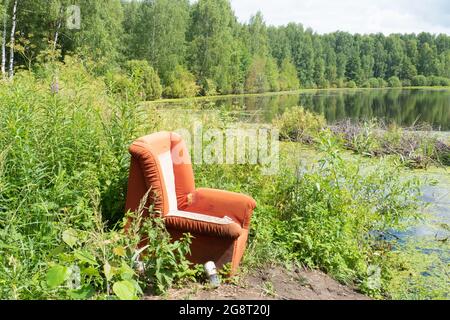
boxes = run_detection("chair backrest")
[125,131,195,217]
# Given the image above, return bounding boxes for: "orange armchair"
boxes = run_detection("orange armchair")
[125,132,256,274]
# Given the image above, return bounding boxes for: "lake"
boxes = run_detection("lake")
[156,88,450,130]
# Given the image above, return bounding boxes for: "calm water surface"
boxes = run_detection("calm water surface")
[159,88,450,130]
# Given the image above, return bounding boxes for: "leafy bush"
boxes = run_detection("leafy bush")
[426,76,450,86]
[388,76,402,88]
[273,106,326,142]
[105,60,162,101]
[378,78,388,88]
[346,80,357,88]
[44,196,194,299]
[317,79,330,89]
[0,56,186,299]
[412,75,428,86]
[105,70,135,98]
[402,79,412,87]
[335,78,346,88]
[125,60,163,101]
[271,133,422,293]
[439,77,450,86]
[164,65,199,98]
[200,78,218,96]
[367,78,380,88]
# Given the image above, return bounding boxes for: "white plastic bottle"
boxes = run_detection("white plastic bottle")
[204,261,221,288]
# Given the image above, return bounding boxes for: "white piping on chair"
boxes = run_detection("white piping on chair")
[158,150,178,212]
[167,211,234,225]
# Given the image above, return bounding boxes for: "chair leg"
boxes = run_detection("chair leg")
[230,229,249,275]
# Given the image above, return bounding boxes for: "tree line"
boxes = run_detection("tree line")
[1,0,449,99]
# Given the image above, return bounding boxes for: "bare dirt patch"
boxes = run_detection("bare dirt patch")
[144,265,369,300]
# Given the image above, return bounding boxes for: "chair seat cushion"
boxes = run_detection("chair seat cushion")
[165,211,242,239]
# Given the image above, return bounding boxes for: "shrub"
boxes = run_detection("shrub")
[439,77,450,86]
[331,120,380,155]
[0,56,183,299]
[427,76,450,86]
[367,78,380,88]
[427,76,440,86]
[378,78,388,88]
[105,69,135,98]
[388,76,402,88]
[105,61,162,101]
[346,80,357,88]
[317,79,330,89]
[335,78,346,88]
[402,79,412,87]
[273,133,422,291]
[412,75,428,86]
[438,77,450,86]
[200,78,218,96]
[164,65,199,98]
[125,60,162,101]
[273,106,326,142]
[43,194,194,299]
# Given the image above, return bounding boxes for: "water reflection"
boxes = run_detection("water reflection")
[160,89,450,130]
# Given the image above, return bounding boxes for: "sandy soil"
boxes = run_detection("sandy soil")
[144,264,369,300]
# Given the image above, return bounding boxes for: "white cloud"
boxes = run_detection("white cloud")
[230,0,450,35]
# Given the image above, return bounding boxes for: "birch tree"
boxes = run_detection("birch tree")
[1,0,8,78]
[132,0,190,85]
[8,0,17,79]
[53,4,63,50]
[188,0,238,94]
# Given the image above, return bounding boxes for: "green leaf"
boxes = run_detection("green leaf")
[49,245,65,256]
[68,284,95,300]
[46,265,69,289]
[104,262,114,281]
[112,280,137,300]
[62,229,79,247]
[113,246,126,257]
[74,250,98,266]
[81,266,100,277]
[119,261,135,280]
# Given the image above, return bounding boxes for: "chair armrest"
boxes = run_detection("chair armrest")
[165,211,242,239]
[183,188,256,229]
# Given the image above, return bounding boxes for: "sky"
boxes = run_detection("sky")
[229,0,450,35]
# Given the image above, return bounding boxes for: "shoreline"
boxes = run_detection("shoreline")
[146,86,450,105]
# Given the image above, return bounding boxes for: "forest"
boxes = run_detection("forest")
[0,0,449,99]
